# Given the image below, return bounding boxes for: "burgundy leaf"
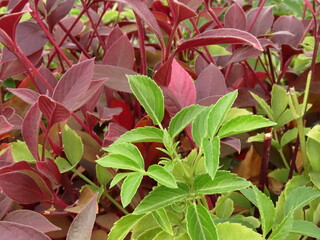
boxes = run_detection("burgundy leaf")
[38,96,71,129]
[80,86,103,114]
[102,122,128,147]
[66,194,98,240]
[221,137,241,154]
[7,88,40,105]
[36,65,58,94]
[93,64,138,93]
[3,107,22,130]
[280,44,303,69]
[3,210,60,233]
[0,172,52,204]
[153,58,173,86]
[2,107,14,119]
[0,221,51,240]
[228,45,261,63]
[195,63,227,101]
[46,0,76,30]
[246,6,274,36]
[36,158,61,186]
[117,0,164,46]
[0,115,14,135]
[224,2,246,30]
[53,16,84,45]
[197,95,225,106]
[272,16,304,47]
[52,58,94,110]
[162,86,182,117]
[22,102,41,161]
[8,0,29,13]
[180,0,204,11]
[0,147,14,168]
[176,28,263,54]
[0,192,13,220]
[168,59,196,108]
[169,0,197,23]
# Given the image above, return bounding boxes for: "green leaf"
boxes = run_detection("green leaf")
[247,133,280,150]
[241,186,275,237]
[110,173,129,188]
[192,106,211,146]
[62,125,83,166]
[152,208,173,235]
[215,197,234,218]
[168,105,205,138]
[115,126,164,144]
[202,137,220,179]
[291,220,320,239]
[96,153,143,172]
[186,203,218,240]
[271,85,288,120]
[216,222,263,240]
[105,143,145,169]
[96,165,112,187]
[147,165,178,188]
[276,108,298,127]
[250,92,274,121]
[280,128,298,147]
[307,124,320,144]
[10,141,52,163]
[108,214,144,240]
[284,186,320,215]
[134,183,189,215]
[307,137,320,172]
[128,75,164,126]
[154,231,174,240]
[55,157,74,173]
[207,90,238,138]
[136,227,162,240]
[218,115,276,138]
[174,233,190,240]
[268,169,290,183]
[194,171,251,194]
[268,212,293,240]
[121,172,143,207]
[223,108,251,123]
[309,172,320,189]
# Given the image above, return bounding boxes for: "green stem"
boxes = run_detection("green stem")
[210,192,232,214]
[72,169,129,215]
[273,131,290,169]
[302,71,312,114]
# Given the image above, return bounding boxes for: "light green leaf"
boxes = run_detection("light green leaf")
[309,172,320,189]
[214,216,260,229]
[174,233,190,240]
[108,214,144,240]
[110,172,129,188]
[207,90,238,138]
[192,106,211,146]
[216,222,263,240]
[291,220,320,239]
[271,85,288,120]
[218,115,276,138]
[136,227,162,240]
[152,208,173,235]
[241,186,275,237]
[268,212,293,240]
[186,203,218,240]
[268,169,290,183]
[115,126,164,144]
[168,105,205,138]
[281,128,298,147]
[154,231,174,240]
[194,171,251,194]
[250,91,274,121]
[105,143,144,169]
[223,108,251,123]
[10,141,52,163]
[215,197,234,218]
[121,172,143,207]
[134,183,189,215]
[128,75,164,126]
[62,125,83,165]
[307,124,320,144]
[284,186,320,215]
[202,137,220,179]
[95,165,112,187]
[307,137,320,172]
[247,133,280,150]
[147,165,178,188]
[96,153,143,172]
[55,157,74,173]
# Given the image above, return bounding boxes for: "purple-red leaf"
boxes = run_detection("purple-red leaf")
[221,137,241,154]
[195,63,227,101]
[169,0,197,23]
[36,158,61,186]
[22,102,41,161]
[38,96,70,129]
[176,28,263,53]
[46,0,76,30]
[246,6,274,36]
[0,192,13,220]
[228,46,262,63]
[102,122,128,147]
[0,115,14,135]
[224,2,246,30]
[0,147,14,168]
[36,65,58,94]
[52,58,94,110]
[7,88,40,105]
[3,210,60,233]
[179,0,203,11]
[0,221,51,240]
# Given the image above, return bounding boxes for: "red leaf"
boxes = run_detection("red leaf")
[38,96,70,129]
[224,2,246,30]
[162,86,182,117]
[7,88,40,105]
[110,99,134,130]
[176,28,263,53]
[221,137,241,154]
[52,58,94,111]
[3,210,60,233]
[228,45,262,63]
[0,221,51,240]
[102,122,128,147]
[0,192,13,220]
[0,115,13,135]
[0,147,14,168]
[169,0,197,23]
[22,102,41,161]
[168,59,196,108]
[36,158,61,186]
[195,63,227,101]
[46,0,75,30]
[36,65,58,94]
[179,0,204,11]
[246,6,273,36]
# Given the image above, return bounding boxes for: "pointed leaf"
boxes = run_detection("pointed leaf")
[168,104,205,138]
[115,126,164,144]
[268,212,293,240]
[218,115,276,138]
[291,220,320,239]
[216,222,263,240]
[0,115,13,135]
[96,154,142,172]
[186,203,218,240]
[128,75,164,126]
[202,137,220,180]
[147,165,178,188]
[224,2,247,30]
[121,173,143,207]
[271,85,288,120]
[250,92,274,120]
[134,183,189,215]
[110,172,129,188]
[152,208,173,235]
[192,106,211,146]
[7,88,40,105]
[62,125,83,166]
[108,214,144,240]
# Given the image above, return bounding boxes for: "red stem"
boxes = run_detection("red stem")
[258,128,272,191]
[135,13,147,75]
[204,0,224,28]
[247,0,267,32]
